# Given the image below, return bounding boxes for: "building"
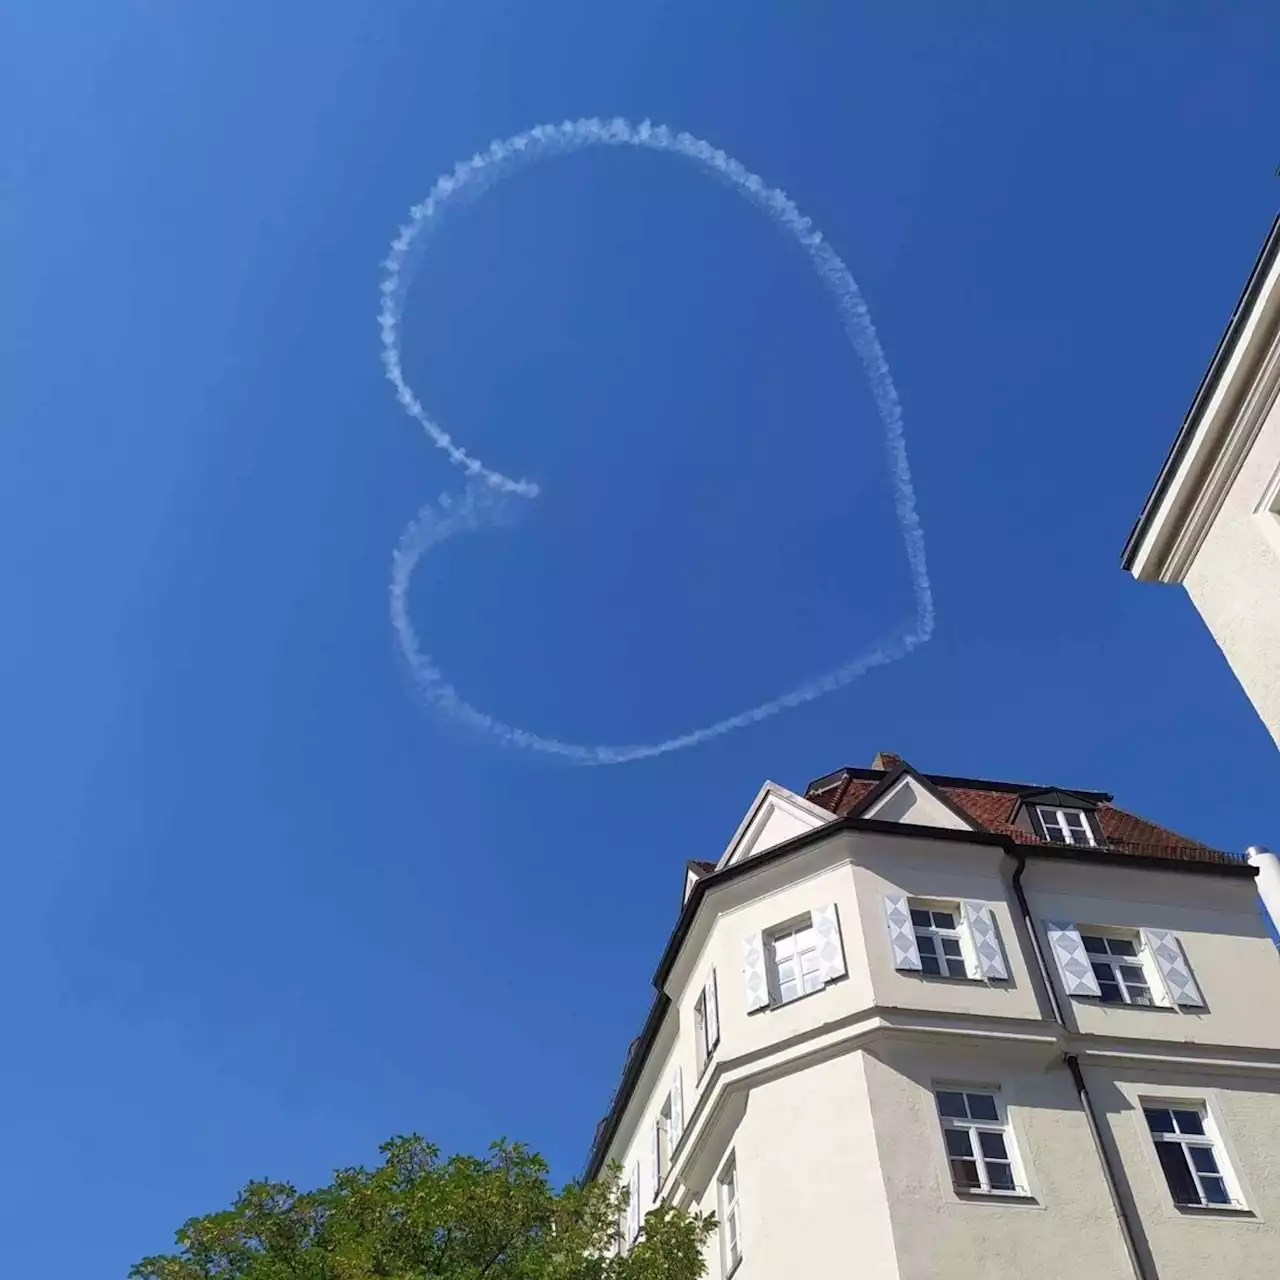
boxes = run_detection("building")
[1122,214,1280,750]
[585,751,1280,1280]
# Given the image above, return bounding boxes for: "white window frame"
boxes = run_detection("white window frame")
[765,914,823,1007]
[718,1153,742,1275]
[1037,805,1096,846]
[1141,1099,1247,1211]
[694,970,720,1078]
[934,1086,1029,1197]
[1079,928,1163,1006]
[653,1098,672,1197]
[910,901,971,979]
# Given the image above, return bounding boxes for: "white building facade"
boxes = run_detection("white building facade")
[1123,214,1280,750]
[586,753,1280,1280]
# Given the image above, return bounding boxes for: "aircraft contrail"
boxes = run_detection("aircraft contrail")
[380,117,933,765]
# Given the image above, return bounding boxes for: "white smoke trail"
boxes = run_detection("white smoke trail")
[381,117,934,765]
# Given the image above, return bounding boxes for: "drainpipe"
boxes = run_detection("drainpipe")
[1011,852,1154,1280]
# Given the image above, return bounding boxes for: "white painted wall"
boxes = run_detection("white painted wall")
[1183,392,1280,748]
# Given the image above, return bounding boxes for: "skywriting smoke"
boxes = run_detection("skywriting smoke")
[380,117,933,764]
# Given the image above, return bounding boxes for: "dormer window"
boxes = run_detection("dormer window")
[1037,806,1096,847]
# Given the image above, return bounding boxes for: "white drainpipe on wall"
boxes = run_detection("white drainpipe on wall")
[1247,846,1280,936]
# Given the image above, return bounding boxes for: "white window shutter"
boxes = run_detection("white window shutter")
[1045,921,1102,997]
[883,894,922,970]
[705,969,720,1051]
[743,932,769,1011]
[961,900,1008,980]
[669,1068,685,1147]
[812,902,847,982]
[627,1162,641,1242]
[1141,929,1205,1007]
[649,1122,661,1201]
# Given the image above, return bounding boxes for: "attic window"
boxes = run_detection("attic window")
[1037,807,1096,847]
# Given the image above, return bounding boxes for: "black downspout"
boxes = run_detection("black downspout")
[1011,852,1154,1280]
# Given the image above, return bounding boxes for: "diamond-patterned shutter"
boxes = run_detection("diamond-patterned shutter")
[1045,921,1102,997]
[883,894,922,970]
[626,1162,641,1242]
[669,1068,685,1147]
[743,932,769,1012]
[1141,929,1205,1007]
[812,902,847,982]
[962,900,1008,980]
[705,969,720,1051]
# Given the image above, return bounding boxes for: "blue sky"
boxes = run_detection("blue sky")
[2,3,1278,1273]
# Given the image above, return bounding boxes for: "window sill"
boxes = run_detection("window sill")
[954,1187,1036,1203]
[1174,1202,1253,1218]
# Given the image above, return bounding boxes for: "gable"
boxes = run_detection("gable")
[718,782,834,869]
[859,773,975,831]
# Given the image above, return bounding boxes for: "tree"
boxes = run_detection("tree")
[130,1135,715,1280]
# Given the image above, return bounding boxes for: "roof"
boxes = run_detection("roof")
[1121,212,1280,571]
[805,759,1238,868]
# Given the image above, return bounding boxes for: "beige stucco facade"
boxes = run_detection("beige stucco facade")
[1124,214,1280,751]
[592,776,1280,1279]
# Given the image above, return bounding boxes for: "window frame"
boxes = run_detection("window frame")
[1036,805,1097,847]
[765,913,823,1007]
[933,1086,1030,1198]
[1141,1098,1247,1212]
[694,970,720,1078]
[653,1097,673,1198]
[717,1153,742,1276]
[1079,929,1160,1006]
[910,901,971,979]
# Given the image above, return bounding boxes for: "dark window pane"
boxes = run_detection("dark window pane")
[1118,965,1146,985]
[1130,989,1154,1007]
[966,1094,999,1122]
[1109,938,1137,957]
[910,909,932,928]
[950,1159,981,1190]
[1172,1110,1205,1136]
[932,912,955,930]
[919,950,942,976]
[978,1131,1008,1160]
[987,1162,1016,1192]
[1145,1109,1175,1134]
[944,1128,974,1157]
[1155,1143,1200,1206]
[941,937,963,957]
[1189,1146,1220,1174]
[1096,978,1124,1004]
[1082,935,1108,955]
[936,1091,968,1119]
[1200,1176,1230,1206]
[946,958,969,979]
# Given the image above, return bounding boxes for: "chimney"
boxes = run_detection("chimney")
[871,751,904,772]
[1247,846,1280,937]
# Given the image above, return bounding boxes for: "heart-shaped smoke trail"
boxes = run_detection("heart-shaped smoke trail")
[380,117,933,765]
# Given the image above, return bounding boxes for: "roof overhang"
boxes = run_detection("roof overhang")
[1123,214,1280,581]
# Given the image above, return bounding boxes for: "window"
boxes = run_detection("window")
[1144,1104,1240,1209]
[694,969,720,1076]
[935,1089,1023,1194]
[1081,932,1154,1005]
[911,906,968,978]
[1037,806,1096,846]
[718,1155,742,1273]
[768,917,822,1005]
[653,1098,673,1196]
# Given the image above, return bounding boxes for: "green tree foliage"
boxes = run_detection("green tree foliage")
[130,1136,715,1280]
